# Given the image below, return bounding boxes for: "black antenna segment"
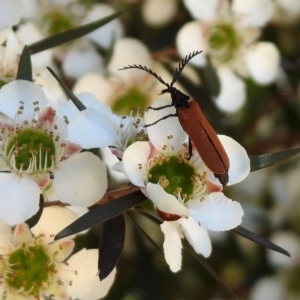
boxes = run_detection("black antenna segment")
[118,50,202,87]
[118,64,169,87]
[170,50,202,86]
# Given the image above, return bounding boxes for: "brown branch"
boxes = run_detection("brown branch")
[44,184,141,208]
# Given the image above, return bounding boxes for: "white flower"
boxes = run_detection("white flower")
[0,206,116,300]
[141,0,178,28]
[57,91,146,158]
[15,21,53,73]
[267,231,300,269]
[250,276,284,300]
[80,3,123,50]
[19,1,123,78]
[0,30,23,82]
[121,99,249,271]
[0,0,23,42]
[62,41,104,79]
[0,80,108,225]
[275,0,300,15]
[176,0,280,113]
[73,38,167,115]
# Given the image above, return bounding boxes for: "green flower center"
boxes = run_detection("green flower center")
[148,156,197,199]
[112,87,149,115]
[5,245,55,295]
[6,128,56,171]
[208,22,242,63]
[43,9,74,36]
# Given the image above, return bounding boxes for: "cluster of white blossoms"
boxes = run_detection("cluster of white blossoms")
[119,98,250,271]
[72,37,185,116]
[0,0,295,298]
[0,206,116,299]
[23,70,250,273]
[177,0,281,113]
[0,80,108,226]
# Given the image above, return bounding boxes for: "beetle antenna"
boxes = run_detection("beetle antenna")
[170,50,202,86]
[119,64,169,87]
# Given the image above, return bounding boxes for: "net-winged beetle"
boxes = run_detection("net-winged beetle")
[119,51,229,188]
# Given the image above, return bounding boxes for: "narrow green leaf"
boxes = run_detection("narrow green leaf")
[99,215,125,281]
[55,190,145,240]
[127,212,162,251]
[232,226,291,257]
[16,46,32,81]
[136,208,162,225]
[25,194,44,228]
[47,67,86,111]
[28,11,124,54]
[250,148,300,172]
[183,245,237,300]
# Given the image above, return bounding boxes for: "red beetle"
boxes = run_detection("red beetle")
[119,51,229,187]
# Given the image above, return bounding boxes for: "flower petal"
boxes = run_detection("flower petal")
[47,239,75,262]
[33,69,67,106]
[62,44,104,79]
[53,152,107,206]
[183,0,220,20]
[108,38,152,81]
[63,248,116,300]
[0,80,48,121]
[146,183,189,216]
[276,0,300,14]
[267,231,300,269]
[13,223,33,246]
[176,21,207,67]
[142,0,178,27]
[0,173,40,225]
[232,0,274,27]
[43,279,69,300]
[243,42,280,85]
[81,4,123,50]
[214,67,246,113]
[178,217,212,257]
[31,206,80,242]
[218,135,250,185]
[73,74,114,105]
[188,192,244,231]
[0,0,23,32]
[76,92,113,115]
[122,141,151,187]
[250,277,284,300]
[160,221,182,272]
[15,22,52,70]
[145,98,187,153]
[68,107,117,148]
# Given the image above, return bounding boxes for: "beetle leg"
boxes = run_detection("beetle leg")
[187,137,193,160]
[148,104,174,111]
[144,113,178,127]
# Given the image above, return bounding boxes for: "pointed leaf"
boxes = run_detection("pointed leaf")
[183,244,237,300]
[250,148,300,172]
[47,67,86,111]
[136,208,162,225]
[16,46,32,81]
[127,211,162,251]
[55,190,145,240]
[232,226,290,257]
[99,214,125,280]
[28,11,124,54]
[25,194,44,228]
